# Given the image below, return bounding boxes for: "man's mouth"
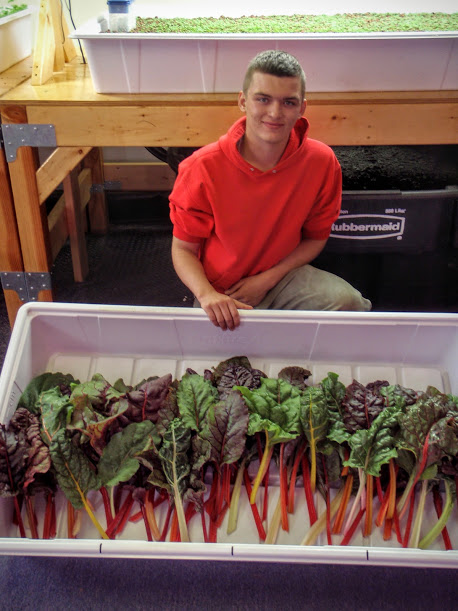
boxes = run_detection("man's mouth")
[263,121,284,129]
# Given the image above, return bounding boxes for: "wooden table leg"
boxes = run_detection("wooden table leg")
[0,143,25,327]
[63,166,89,282]
[83,147,108,234]
[2,105,53,304]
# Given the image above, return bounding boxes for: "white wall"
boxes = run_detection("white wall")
[24,0,458,28]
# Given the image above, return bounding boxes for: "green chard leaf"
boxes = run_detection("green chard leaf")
[158,418,192,541]
[300,385,330,492]
[300,385,329,449]
[50,429,101,509]
[69,373,125,416]
[200,389,249,466]
[177,373,218,432]
[38,387,73,442]
[158,418,192,499]
[17,372,77,414]
[345,402,402,476]
[98,420,159,487]
[380,383,419,409]
[320,372,349,444]
[238,378,301,444]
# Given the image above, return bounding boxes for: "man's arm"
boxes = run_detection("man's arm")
[171,237,252,330]
[225,238,327,306]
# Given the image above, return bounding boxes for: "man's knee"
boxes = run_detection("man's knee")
[334,285,372,312]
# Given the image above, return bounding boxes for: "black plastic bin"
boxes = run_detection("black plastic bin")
[326,188,458,254]
[315,187,458,312]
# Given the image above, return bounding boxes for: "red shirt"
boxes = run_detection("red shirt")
[169,117,342,293]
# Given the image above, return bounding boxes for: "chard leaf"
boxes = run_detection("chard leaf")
[397,387,455,460]
[200,389,249,466]
[211,356,254,386]
[0,426,28,496]
[278,366,311,390]
[140,453,170,492]
[125,374,173,423]
[187,435,211,507]
[70,374,124,417]
[190,435,211,473]
[300,386,329,492]
[427,415,458,465]
[156,381,180,436]
[342,380,386,433]
[380,384,418,408]
[50,429,101,509]
[238,378,301,445]
[9,408,51,489]
[212,357,266,398]
[98,421,158,487]
[158,418,191,499]
[177,373,218,432]
[345,402,401,476]
[77,398,129,455]
[300,386,329,448]
[18,373,77,414]
[321,372,349,444]
[38,387,73,442]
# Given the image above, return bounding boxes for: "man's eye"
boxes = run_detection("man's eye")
[285,100,297,106]
[256,97,268,103]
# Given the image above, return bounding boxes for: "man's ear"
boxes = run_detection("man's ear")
[301,98,307,115]
[238,90,247,112]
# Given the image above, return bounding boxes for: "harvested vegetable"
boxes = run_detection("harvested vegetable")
[0,359,454,551]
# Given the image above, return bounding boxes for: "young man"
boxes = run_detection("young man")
[169,50,371,330]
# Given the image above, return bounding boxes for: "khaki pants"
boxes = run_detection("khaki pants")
[195,264,372,312]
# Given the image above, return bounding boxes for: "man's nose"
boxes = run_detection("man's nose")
[268,100,283,118]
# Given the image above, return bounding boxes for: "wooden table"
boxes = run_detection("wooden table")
[1,55,458,326]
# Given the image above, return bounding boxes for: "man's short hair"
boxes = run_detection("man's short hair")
[242,50,306,98]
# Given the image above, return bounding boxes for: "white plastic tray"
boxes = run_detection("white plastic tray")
[0,303,456,568]
[70,17,458,93]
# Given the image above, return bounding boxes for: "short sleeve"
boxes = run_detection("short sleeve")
[169,161,215,243]
[302,155,342,240]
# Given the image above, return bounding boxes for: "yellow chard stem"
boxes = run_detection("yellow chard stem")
[227,459,246,535]
[250,432,273,505]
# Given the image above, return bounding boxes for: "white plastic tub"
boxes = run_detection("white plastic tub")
[70,17,458,93]
[0,303,457,568]
[0,8,33,74]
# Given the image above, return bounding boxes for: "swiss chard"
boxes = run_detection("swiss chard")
[238,378,301,504]
[49,429,107,539]
[200,390,249,539]
[157,418,191,542]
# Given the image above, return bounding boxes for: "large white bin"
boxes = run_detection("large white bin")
[0,303,456,567]
[0,8,34,73]
[70,18,458,93]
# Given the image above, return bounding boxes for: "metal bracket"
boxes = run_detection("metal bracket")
[1,124,57,162]
[1,272,52,302]
[90,180,122,192]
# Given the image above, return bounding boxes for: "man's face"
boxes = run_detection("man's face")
[238,71,306,148]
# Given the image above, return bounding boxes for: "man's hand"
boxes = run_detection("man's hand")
[200,291,252,331]
[225,272,274,307]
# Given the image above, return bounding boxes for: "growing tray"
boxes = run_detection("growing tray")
[0,303,456,568]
